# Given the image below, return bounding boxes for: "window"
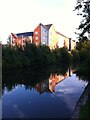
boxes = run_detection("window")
[45,36,47,38]
[45,30,47,33]
[43,36,47,40]
[18,35,22,38]
[23,38,26,41]
[43,31,45,34]
[36,42,39,45]
[35,37,38,40]
[42,42,45,45]
[12,38,16,43]
[13,38,15,41]
[43,36,45,39]
[43,30,47,34]
[35,31,38,34]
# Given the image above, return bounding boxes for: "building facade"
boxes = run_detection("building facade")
[56,31,68,48]
[8,23,76,50]
[33,24,41,45]
[33,23,58,49]
[71,39,76,50]
[33,23,48,46]
[45,24,58,49]
[9,32,33,46]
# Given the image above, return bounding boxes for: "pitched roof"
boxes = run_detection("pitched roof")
[16,32,33,37]
[45,24,52,30]
[56,31,69,39]
[11,33,18,39]
[39,23,47,29]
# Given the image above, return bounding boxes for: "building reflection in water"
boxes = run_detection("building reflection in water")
[35,68,74,93]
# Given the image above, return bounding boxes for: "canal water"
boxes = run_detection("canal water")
[2,66,88,118]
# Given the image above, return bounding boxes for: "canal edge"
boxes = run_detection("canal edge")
[71,82,90,119]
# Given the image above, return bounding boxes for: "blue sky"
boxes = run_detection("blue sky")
[0,0,81,43]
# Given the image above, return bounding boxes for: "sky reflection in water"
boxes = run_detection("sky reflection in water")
[2,68,88,118]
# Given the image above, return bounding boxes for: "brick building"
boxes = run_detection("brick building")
[8,23,76,50]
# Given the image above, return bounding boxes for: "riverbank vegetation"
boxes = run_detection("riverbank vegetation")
[2,43,71,69]
[72,39,90,81]
[73,0,90,80]
[79,99,89,118]
[73,0,90,118]
[2,38,90,74]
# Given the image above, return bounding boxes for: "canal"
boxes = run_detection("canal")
[1,66,88,118]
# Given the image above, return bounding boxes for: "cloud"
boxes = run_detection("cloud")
[13,103,26,118]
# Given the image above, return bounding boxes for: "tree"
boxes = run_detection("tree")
[74,0,90,40]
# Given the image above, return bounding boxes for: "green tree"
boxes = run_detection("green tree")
[71,49,80,62]
[74,0,90,40]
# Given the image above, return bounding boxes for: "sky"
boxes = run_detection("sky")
[0,0,81,44]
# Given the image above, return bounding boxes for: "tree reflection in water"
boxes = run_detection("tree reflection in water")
[2,65,77,94]
[2,65,89,118]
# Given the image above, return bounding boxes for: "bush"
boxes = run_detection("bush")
[76,40,90,63]
[60,47,70,64]
[2,44,71,69]
[71,49,80,62]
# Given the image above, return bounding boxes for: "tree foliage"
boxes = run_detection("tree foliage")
[2,44,71,69]
[74,0,90,40]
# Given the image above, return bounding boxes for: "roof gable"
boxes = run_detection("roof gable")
[45,24,53,30]
[56,31,69,39]
[39,23,47,29]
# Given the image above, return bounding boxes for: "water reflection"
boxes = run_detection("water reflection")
[2,66,73,94]
[76,72,90,82]
[2,66,88,118]
[35,68,74,94]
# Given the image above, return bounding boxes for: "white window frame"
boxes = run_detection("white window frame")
[35,37,39,40]
[36,42,39,45]
[35,31,39,34]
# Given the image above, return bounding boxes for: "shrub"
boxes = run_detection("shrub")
[71,49,80,62]
[2,44,71,69]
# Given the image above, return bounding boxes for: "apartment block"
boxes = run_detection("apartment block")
[8,23,76,50]
[9,32,33,46]
[33,23,48,46]
[45,24,58,49]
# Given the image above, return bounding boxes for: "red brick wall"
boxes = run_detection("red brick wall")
[33,24,41,45]
[26,37,30,42]
[17,37,23,46]
[51,74,59,92]
[12,36,16,45]
[11,33,33,46]
[11,34,23,46]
